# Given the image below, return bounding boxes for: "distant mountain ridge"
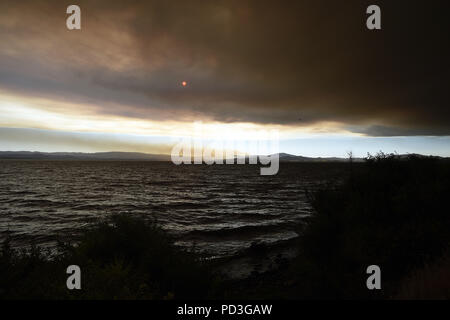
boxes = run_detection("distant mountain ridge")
[0,151,443,162]
[0,151,170,161]
[275,153,364,162]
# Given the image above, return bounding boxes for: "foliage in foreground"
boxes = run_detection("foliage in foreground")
[0,215,216,299]
[289,153,450,299]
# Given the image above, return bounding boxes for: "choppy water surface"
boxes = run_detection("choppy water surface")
[0,161,345,258]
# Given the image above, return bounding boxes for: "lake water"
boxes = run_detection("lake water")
[0,161,346,259]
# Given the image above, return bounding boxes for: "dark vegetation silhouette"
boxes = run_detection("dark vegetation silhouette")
[1,153,449,299]
[287,153,450,299]
[0,215,218,299]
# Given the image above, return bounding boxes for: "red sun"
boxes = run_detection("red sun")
[182,81,187,87]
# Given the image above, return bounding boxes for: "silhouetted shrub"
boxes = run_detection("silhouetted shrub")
[291,154,450,299]
[0,214,217,299]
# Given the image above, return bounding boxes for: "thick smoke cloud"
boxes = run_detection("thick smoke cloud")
[0,0,449,135]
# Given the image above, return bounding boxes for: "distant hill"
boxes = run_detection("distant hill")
[275,153,364,162]
[0,151,355,162]
[0,151,171,161]
[0,151,442,162]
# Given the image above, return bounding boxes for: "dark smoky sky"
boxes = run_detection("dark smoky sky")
[0,0,449,136]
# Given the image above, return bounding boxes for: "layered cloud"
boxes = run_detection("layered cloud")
[0,0,449,136]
